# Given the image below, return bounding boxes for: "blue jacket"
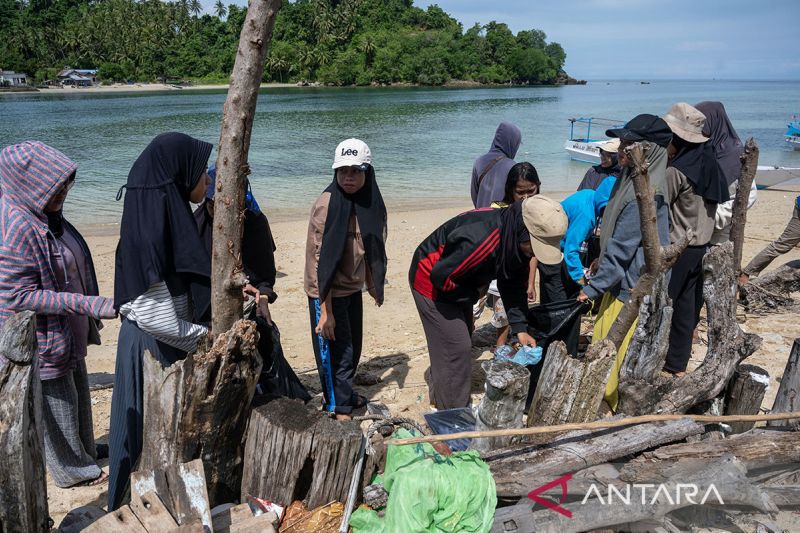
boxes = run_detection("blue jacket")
[560,178,616,283]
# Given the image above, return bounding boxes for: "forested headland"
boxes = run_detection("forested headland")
[0,0,574,87]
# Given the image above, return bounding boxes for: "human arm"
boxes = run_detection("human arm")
[581,202,641,300]
[470,165,479,208]
[119,281,208,352]
[527,256,538,302]
[242,211,278,303]
[563,214,593,284]
[429,221,496,295]
[715,179,757,230]
[497,262,533,345]
[314,292,335,340]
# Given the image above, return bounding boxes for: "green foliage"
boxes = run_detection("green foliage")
[0,0,568,86]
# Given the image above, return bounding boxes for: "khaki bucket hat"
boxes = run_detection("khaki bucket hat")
[521,195,568,265]
[663,102,710,143]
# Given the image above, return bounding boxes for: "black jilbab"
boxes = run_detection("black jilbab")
[317,165,388,304]
[113,132,212,311]
[497,200,530,280]
[670,135,730,205]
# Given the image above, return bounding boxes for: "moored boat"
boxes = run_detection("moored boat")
[564,117,624,164]
[785,115,800,149]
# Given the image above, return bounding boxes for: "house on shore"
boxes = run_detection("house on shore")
[57,68,97,87]
[0,70,30,87]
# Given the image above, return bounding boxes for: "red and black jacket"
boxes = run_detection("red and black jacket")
[409,208,529,334]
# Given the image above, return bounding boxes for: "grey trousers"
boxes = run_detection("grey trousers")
[743,206,800,276]
[412,289,474,410]
[41,358,101,487]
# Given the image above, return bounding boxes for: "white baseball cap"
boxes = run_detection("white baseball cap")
[332,138,372,170]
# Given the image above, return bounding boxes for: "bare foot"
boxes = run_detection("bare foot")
[335,413,352,421]
[86,470,109,487]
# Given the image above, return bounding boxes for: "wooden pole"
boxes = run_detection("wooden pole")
[211,0,282,334]
[388,411,800,446]
[729,137,759,275]
[768,338,800,429]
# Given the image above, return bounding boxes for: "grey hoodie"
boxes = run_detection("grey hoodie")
[471,122,522,208]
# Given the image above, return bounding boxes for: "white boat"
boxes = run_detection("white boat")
[565,117,624,164]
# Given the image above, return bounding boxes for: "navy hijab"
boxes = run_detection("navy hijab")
[114,132,212,310]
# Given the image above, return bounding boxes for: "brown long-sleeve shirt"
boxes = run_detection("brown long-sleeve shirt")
[665,167,716,246]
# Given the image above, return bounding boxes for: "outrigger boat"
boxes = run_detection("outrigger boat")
[564,117,624,164]
[785,115,800,149]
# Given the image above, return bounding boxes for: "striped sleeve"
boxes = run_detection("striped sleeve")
[0,242,115,319]
[119,281,208,353]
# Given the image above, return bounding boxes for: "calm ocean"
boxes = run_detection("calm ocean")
[1,80,798,224]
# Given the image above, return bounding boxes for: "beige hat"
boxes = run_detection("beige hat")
[521,195,568,265]
[598,138,620,154]
[663,103,709,143]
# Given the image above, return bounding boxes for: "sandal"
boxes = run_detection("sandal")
[85,471,109,487]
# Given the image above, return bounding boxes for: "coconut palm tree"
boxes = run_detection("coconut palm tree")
[214,0,226,18]
[188,0,202,17]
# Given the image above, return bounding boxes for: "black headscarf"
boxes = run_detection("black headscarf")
[669,135,730,205]
[317,166,387,305]
[497,201,530,280]
[114,132,213,310]
[695,101,744,187]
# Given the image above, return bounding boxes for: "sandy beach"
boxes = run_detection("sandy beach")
[8,82,298,95]
[46,188,800,525]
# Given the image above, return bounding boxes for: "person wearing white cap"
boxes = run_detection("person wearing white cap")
[409,196,568,409]
[304,138,387,420]
[577,138,621,191]
[661,103,729,376]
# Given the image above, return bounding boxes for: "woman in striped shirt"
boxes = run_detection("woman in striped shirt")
[107,132,213,510]
[0,141,116,488]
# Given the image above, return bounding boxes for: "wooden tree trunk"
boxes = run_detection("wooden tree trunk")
[212,0,282,334]
[768,338,800,429]
[241,398,363,508]
[620,273,672,383]
[484,418,704,498]
[140,319,262,506]
[526,341,616,427]
[740,260,800,314]
[724,364,770,433]
[470,360,530,452]
[730,138,759,273]
[0,311,49,533]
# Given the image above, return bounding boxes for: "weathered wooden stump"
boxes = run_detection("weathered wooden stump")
[724,364,770,433]
[140,319,262,506]
[740,260,800,314]
[526,340,616,427]
[470,360,530,452]
[241,397,363,508]
[768,338,800,429]
[0,311,49,533]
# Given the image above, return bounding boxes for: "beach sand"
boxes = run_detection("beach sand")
[19,82,297,95]
[46,188,800,525]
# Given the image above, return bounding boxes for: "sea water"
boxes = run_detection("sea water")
[1,80,798,224]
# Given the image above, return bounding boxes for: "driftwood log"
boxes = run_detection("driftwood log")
[617,242,762,415]
[492,455,775,533]
[241,397,363,508]
[470,360,529,452]
[131,459,212,530]
[740,260,800,314]
[484,418,704,498]
[0,311,49,533]
[140,319,262,506]
[729,137,759,273]
[768,338,800,429]
[212,0,282,333]
[724,364,770,433]
[526,341,616,427]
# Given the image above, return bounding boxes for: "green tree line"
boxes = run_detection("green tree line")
[0,0,568,86]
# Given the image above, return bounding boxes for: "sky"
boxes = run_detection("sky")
[206,0,800,81]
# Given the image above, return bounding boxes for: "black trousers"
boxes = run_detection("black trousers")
[308,293,363,414]
[412,289,474,410]
[664,245,708,373]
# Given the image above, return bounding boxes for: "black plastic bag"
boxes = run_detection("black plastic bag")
[252,314,311,403]
[424,408,476,452]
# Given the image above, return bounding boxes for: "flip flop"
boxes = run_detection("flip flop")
[85,471,109,487]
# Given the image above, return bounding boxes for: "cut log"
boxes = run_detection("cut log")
[241,397,363,508]
[730,137,759,272]
[484,418,704,498]
[0,311,48,533]
[140,319,262,506]
[82,506,148,533]
[527,341,616,427]
[618,242,762,415]
[470,360,530,452]
[724,364,770,433]
[620,274,672,383]
[211,0,283,333]
[131,459,212,530]
[129,491,178,532]
[620,428,800,482]
[492,455,775,533]
[768,338,800,429]
[740,261,800,314]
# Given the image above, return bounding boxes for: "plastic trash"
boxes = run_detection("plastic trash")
[424,408,476,452]
[494,344,515,360]
[511,345,542,366]
[349,428,497,533]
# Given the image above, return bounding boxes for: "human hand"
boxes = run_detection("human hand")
[516,332,536,347]
[315,309,336,341]
[527,285,537,303]
[589,259,599,275]
[577,290,590,302]
[243,283,260,301]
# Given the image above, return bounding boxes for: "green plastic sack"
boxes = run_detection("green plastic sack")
[350,429,496,533]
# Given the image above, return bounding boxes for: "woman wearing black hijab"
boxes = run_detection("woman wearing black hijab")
[304,139,387,420]
[108,132,213,509]
[662,103,729,375]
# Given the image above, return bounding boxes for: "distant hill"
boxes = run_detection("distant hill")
[0,0,573,87]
